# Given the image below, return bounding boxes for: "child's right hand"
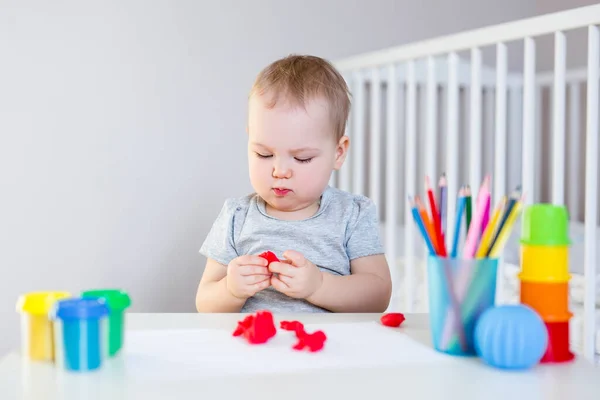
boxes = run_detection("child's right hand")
[226,255,272,299]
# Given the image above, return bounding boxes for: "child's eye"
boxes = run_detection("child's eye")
[295,157,313,163]
[255,153,272,158]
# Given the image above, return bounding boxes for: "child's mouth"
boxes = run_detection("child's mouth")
[273,188,291,196]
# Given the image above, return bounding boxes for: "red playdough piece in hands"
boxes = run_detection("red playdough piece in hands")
[259,251,279,265]
[380,313,405,327]
[233,311,277,344]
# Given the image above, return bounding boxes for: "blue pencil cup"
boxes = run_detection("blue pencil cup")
[427,255,498,356]
[51,298,110,372]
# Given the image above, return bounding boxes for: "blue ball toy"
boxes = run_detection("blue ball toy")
[474,304,548,370]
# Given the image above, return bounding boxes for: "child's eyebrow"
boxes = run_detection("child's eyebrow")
[290,147,320,154]
[250,142,320,154]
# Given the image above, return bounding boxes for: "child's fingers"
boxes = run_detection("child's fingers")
[235,255,268,267]
[270,275,289,292]
[282,250,306,267]
[268,261,295,277]
[238,265,271,276]
[277,274,293,287]
[245,275,270,285]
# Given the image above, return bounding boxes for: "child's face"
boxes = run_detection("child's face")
[247,94,348,216]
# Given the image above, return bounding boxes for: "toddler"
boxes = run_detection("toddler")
[195,54,392,313]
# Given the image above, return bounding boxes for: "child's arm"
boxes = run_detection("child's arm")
[306,254,392,312]
[195,259,246,312]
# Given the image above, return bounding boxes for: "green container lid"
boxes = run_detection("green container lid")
[520,204,571,246]
[81,289,131,311]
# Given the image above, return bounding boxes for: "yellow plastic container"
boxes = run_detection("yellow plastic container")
[519,245,570,282]
[16,292,71,362]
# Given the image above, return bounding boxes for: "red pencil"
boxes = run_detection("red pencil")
[426,176,446,256]
[416,196,439,254]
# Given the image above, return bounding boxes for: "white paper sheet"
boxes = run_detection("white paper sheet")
[115,322,453,380]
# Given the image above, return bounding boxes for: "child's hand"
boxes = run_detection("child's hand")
[268,250,323,299]
[226,255,272,300]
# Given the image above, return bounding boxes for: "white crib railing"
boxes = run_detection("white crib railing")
[331,4,600,362]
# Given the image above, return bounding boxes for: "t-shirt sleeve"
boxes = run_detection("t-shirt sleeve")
[345,196,385,260]
[199,198,240,266]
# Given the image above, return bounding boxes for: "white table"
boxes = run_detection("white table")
[1,313,599,400]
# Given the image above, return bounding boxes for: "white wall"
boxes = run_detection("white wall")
[0,0,547,356]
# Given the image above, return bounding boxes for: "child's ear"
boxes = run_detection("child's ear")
[333,135,350,170]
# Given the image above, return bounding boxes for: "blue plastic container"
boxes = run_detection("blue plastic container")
[51,298,110,372]
[427,255,498,356]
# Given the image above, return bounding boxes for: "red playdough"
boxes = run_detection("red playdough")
[380,313,405,327]
[259,251,279,265]
[280,320,326,352]
[233,311,277,344]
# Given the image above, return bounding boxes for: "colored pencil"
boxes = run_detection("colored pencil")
[486,185,521,256]
[426,177,446,256]
[475,196,507,258]
[450,187,467,258]
[465,186,472,232]
[480,195,491,238]
[416,196,439,254]
[439,173,447,239]
[462,176,491,258]
[409,196,437,255]
[488,199,523,257]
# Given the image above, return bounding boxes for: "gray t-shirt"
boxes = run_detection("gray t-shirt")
[199,185,384,313]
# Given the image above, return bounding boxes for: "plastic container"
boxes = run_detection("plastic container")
[427,255,498,356]
[519,245,570,282]
[519,280,573,322]
[51,298,110,372]
[474,305,548,370]
[15,291,71,362]
[520,204,571,246]
[541,320,575,363]
[81,289,131,357]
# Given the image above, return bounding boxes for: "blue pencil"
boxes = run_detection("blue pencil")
[450,187,467,257]
[409,196,437,255]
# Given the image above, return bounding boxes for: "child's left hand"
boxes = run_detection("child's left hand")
[268,250,323,299]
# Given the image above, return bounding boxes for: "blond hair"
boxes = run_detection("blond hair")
[249,54,351,140]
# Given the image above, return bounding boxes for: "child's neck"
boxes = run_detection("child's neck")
[265,199,320,221]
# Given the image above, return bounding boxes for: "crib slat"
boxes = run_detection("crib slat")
[494,43,507,204]
[385,64,399,294]
[522,37,536,205]
[508,86,522,194]
[352,71,366,195]
[583,24,599,362]
[426,56,437,183]
[405,60,417,313]
[485,88,494,178]
[552,31,567,205]
[470,48,482,198]
[369,68,381,217]
[446,53,459,245]
[535,87,543,204]
[338,76,352,193]
[568,83,580,220]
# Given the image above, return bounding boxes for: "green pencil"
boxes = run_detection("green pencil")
[465,185,472,232]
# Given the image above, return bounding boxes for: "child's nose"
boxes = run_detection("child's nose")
[272,160,292,179]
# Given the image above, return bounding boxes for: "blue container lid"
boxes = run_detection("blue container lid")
[52,298,109,321]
